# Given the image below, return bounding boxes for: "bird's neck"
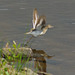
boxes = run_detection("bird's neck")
[40,28,48,35]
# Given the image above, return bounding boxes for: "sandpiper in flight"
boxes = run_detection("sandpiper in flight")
[26,8,54,37]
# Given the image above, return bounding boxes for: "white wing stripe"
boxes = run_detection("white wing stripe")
[37,19,43,27]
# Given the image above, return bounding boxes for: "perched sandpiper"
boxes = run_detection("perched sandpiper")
[25,8,53,37]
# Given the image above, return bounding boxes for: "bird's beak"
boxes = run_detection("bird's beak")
[49,25,54,28]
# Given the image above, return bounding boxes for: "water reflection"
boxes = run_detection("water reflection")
[32,49,53,75]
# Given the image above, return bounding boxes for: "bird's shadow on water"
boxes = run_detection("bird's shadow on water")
[31,49,54,75]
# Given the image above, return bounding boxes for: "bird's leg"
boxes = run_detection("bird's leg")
[25,35,34,46]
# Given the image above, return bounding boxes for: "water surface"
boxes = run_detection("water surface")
[0,0,75,75]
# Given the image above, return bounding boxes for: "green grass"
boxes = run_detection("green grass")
[0,41,34,75]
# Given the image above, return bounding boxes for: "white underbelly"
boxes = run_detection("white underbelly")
[31,31,42,37]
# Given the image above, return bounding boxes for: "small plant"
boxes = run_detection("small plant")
[4,41,31,72]
[0,58,10,75]
[0,40,38,75]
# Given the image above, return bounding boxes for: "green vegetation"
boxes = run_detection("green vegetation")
[0,41,37,75]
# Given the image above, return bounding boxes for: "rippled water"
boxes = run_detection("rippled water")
[0,0,75,75]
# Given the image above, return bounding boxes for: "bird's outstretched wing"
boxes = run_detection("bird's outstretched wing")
[36,15,46,29]
[33,8,46,30]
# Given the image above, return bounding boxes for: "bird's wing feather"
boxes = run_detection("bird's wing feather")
[36,16,46,29]
[33,8,39,29]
